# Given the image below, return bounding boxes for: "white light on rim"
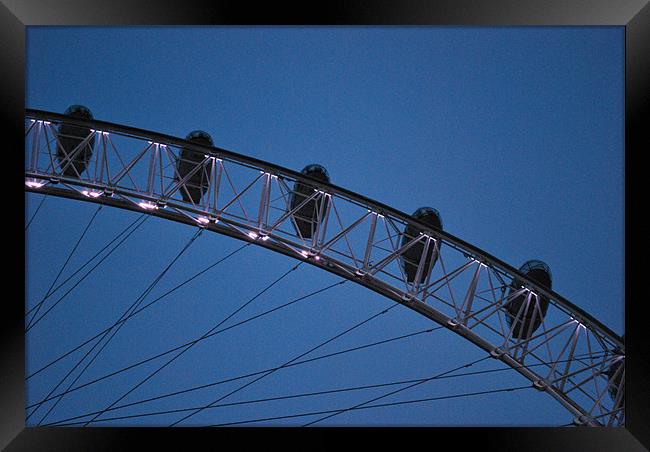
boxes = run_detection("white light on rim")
[25,179,46,189]
[197,216,210,224]
[261,235,270,241]
[570,316,587,330]
[248,231,259,239]
[138,201,158,210]
[81,190,102,198]
[300,250,309,258]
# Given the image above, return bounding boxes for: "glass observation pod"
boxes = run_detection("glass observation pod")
[505,260,553,340]
[176,130,214,204]
[56,105,95,178]
[289,164,330,239]
[400,207,443,285]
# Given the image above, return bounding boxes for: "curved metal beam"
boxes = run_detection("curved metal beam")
[25,110,624,426]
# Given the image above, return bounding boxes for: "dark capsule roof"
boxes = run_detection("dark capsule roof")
[412,207,443,230]
[186,130,213,145]
[519,260,552,283]
[64,105,93,119]
[301,164,330,181]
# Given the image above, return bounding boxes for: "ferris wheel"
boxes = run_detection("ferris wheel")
[24,106,624,427]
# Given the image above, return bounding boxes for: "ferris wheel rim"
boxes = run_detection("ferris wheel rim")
[25,108,622,347]
[25,109,624,426]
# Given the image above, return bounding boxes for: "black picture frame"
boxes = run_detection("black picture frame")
[4,1,648,450]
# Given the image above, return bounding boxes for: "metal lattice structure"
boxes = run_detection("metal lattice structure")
[25,109,624,426]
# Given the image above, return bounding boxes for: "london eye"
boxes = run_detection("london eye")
[25,106,624,427]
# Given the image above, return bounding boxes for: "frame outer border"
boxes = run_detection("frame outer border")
[2,1,647,450]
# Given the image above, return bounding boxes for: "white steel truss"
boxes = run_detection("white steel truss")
[24,110,624,426]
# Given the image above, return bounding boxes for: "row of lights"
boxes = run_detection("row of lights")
[30,119,103,133]
[26,176,162,211]
[28,150,604,358]
[244,228,322,261]
[26,177,106,200]
[27,177,223,227]
[25,176,517,286]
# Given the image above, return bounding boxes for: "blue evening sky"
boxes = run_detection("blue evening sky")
[25,26,623,426]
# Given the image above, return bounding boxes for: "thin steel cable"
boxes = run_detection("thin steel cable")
[25,193,48,231]
[83,261,303,426]
[29,299,610,419]
[26,242,251,381]
[51,380,532,426]
[26,213,147,317]
[209,385,532,426]
[26,214,150,332]
[45,349,606,426]
[48,370,431,426]
[29,279,347,410]
[40,332,607,426]
[36,227,205,425]
[26,205,103,329]
[169,301,400,426]
[302,354,492,426]
[26,214,149,417]
[29,227,203,425]
[58,367,527,427]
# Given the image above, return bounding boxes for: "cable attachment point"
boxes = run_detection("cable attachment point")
[490,348,505,359]
[572,415,589,426]
[533,379,547,391]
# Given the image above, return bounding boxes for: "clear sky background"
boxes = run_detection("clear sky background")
[25,26,623,426]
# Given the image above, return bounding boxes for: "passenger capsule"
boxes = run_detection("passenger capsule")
[176,130,213,204]
[56,105,95,178]
[400,207,443,285]
[505,260,552,339]
[289,164,330,239]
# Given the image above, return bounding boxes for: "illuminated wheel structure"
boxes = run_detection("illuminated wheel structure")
[24,109,624,427]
